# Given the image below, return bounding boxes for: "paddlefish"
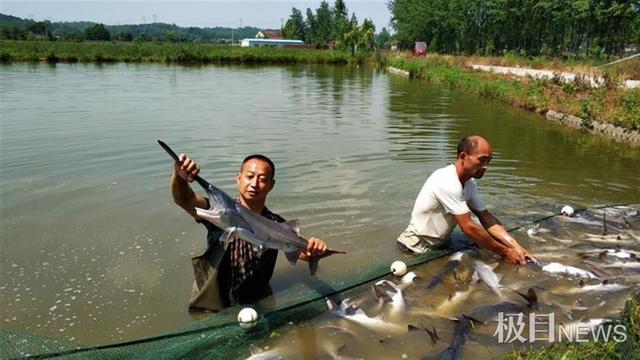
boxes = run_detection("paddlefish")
[561,280,629,295]
[159,140,344,274]
[473,261,503,298]
[325,298,405,334]
[527,259,599,279]
[423,251,465,291]
[434,315,481,360]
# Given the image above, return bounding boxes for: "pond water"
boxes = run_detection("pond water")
[1,62,639,357]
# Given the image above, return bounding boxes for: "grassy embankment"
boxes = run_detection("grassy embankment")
[0,40,357,64]
[384,53,640,132]
[503,292,640,360]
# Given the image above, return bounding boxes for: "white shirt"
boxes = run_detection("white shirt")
[409,164,486,239]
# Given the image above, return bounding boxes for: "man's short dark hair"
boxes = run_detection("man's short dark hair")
[241,154,275,179]
[457,136,479,157]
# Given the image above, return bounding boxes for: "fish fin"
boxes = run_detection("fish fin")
[195,205,221,224]
[471,270,479,283]
[407,324,421,332]
[462,314,484,325]
[284,250,300,265]
[512,287,538,307]
[526,288,538,307]
[326,298,337,311]
[452,269,460,282]
[285,219,301,235]
[308,257,319,275]
[218,228,238,246]
[424,327,439,344]
[371,284,391,302]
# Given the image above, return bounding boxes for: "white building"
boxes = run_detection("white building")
[240,39,305,47]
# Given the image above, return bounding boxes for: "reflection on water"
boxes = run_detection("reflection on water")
[1,63,639,354]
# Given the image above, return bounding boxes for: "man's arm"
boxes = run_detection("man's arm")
[171,154,208,219]
[453,212,528,265]
[473,209,536,262]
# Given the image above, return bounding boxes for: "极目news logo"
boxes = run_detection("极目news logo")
[494,312,627,343]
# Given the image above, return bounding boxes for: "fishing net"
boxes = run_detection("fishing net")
[2,204,639,360]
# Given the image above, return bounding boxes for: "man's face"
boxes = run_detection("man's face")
[463,141,493,179]
[236,159,275,203]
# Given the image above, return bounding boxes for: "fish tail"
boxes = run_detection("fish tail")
[309,257,319,275]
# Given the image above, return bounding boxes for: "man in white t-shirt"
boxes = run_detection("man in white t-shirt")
[397,135,534,265]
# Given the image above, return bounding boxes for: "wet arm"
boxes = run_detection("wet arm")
[171,169,207,219]
[454,212,509,255]
[473,209,535,263]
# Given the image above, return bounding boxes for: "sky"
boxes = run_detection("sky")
[1,1,393,30]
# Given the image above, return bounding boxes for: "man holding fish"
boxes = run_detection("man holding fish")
[170,151,330,311]
[397,135,535,265]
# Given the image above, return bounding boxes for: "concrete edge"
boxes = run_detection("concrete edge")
[546,110,640,147]
[386,66,410,78]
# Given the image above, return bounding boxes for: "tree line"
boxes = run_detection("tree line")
[0,14,260,43]
[389,0,640,56]
[281,0,392,52]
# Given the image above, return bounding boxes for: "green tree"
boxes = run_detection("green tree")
[305,8,318,45]
[0,25,26,40]
[164,31,177,42]
[26,21,52,40]
[375,27,392,49]
[316,0,333,45]
[359,18,376,51]
[342,14,360,54]
[283,7,306,41]
[332,0,350,40]
[388,0,640,55]
[114,31,133,41]
[84,23,111,41]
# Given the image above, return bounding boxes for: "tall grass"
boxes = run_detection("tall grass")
[0,40,353,65]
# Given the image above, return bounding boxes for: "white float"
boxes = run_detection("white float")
[561,205,575,217]
[237,307,258,329]
[390,260,407,276]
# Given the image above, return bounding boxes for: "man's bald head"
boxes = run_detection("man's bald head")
[457,135,490,157]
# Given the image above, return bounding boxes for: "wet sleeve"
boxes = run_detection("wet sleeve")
[466,181,487,212]
[433,181,470,215]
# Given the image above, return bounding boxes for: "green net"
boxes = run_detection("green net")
[3,204,639,360]
[1,244,454,360]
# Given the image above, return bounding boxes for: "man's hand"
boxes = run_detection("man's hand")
[175,154,200,182]
[501,246,527,265]
[516,245,536,263]
[305,237,327,257]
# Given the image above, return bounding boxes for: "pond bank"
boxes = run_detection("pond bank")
[385,54,640,147]
[0,40,355,64]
